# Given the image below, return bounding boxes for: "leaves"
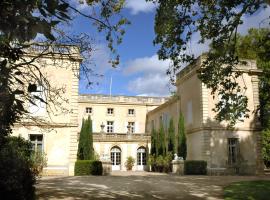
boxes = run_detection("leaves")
[151,0,269,126]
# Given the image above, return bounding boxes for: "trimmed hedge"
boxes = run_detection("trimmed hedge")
[184,160,207,175]
[75,160,103,176]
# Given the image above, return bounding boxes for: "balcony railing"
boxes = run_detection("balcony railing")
[93,132,151,142]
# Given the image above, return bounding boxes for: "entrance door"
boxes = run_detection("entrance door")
[111,147,121,170]
[137,147,146,171]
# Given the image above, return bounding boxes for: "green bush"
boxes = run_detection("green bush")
[75,160,103,176]
[184,160,207,175]
[0,136,35,200]
[125,156,135,170]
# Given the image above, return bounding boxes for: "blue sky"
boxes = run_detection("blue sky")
[69,0,270,97]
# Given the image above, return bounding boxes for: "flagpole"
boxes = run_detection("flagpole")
[109,76,112,97]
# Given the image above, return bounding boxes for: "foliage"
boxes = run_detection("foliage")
[77,116,93,160]
[125,156,135,171]
[150,0,270,126]
[0,136,35,200]
[235,28,270,128]
[74,160,103,176]
[0,0,128,139]
[262,129,270,168]
[150,128,157,155]
[184,160,207,175]
[178,113,187,160]
[167,118,175,154]
[30,151,47,177]
[157,123,166,156]
[224,180,270,200]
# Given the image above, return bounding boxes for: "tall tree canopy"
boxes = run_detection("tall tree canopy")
[235,28,270,128]
[0,0,128,139]
[150,0,270,126]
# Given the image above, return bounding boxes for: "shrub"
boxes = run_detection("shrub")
[75,160,103,176]
[184,160,207,175]
[0,136,35,200]
[262,129,270,168]
[125,156,135,170]
[30,151,47,177]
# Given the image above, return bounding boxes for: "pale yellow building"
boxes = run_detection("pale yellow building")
[13,45,81,176]
[78,94,167,171]
[146,56,264,175]
[12,47,264,176]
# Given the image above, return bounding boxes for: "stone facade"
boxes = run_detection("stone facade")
[146,56,264,175]
[12,45,81,176]
[78,94,167,171]
[12,49,264,175]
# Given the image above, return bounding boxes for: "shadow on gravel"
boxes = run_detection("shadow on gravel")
[36,175,269,200]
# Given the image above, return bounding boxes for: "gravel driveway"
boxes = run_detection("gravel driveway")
[36,171,270,200]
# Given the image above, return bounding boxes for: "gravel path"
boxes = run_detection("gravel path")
[36,172,270,200]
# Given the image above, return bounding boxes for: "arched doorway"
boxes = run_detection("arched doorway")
[111,146,121,170]
[137,147,146,171]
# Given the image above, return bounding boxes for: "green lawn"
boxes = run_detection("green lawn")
[224,180,270,200]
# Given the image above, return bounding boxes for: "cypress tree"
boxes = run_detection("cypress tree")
[77,116,93,160]
[158,123,166,156]
[168,118,175,154]
[150,127,156,156]
[178,112,187,160]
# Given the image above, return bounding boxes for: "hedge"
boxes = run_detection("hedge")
[74,160,103,176]
[184,160,207,175]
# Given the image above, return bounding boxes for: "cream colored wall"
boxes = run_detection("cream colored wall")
[146,56,262,174]
[93,141,150,171]
[78,99,163,134]
[146,98,179,134]
[12,52,80,176]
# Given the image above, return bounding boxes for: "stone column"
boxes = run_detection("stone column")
[172,160,184,175]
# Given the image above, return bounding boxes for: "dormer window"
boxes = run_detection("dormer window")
[86,107,92,114]
[107,108,114,115]
[128,109,135,116]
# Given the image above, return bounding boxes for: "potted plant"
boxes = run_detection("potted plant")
[125,156,135,171]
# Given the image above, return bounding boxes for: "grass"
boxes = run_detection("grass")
[224,180,270,200]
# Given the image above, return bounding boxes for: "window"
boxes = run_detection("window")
[137,147,146,165]
[85,107,92,114]
[228,138,239,165]
[107,121,114,133]
[29,85,46,116]
[128,109,135,116]
[107,108,114,115]
[30,134,43,152]
[111,147,121,166]
[128,122,135,133]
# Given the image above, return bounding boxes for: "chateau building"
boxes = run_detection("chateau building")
[78,94,167,171]
[146,56,264,175]
[12,46,263,175]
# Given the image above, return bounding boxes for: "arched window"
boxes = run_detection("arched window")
[137,147,146,166]
[111,146,121,170]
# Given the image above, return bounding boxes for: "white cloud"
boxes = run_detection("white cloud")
[123,55,174,96]
[128,73,172,96]
[123,55,170,75]
[125,0,156,15]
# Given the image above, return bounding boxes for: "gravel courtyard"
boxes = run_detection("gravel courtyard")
[36,172,270,200]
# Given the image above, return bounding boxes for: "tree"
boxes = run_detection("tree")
[150,127,157,156]
[158,123,166,156]
[0,0,128,141]
[167,118,175,154]
[77,116,93,160]
[235,28,270,128]
[150,0,270,126]
[262,129,270,168]
[178,113,187,160]
[234,28,270,167]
